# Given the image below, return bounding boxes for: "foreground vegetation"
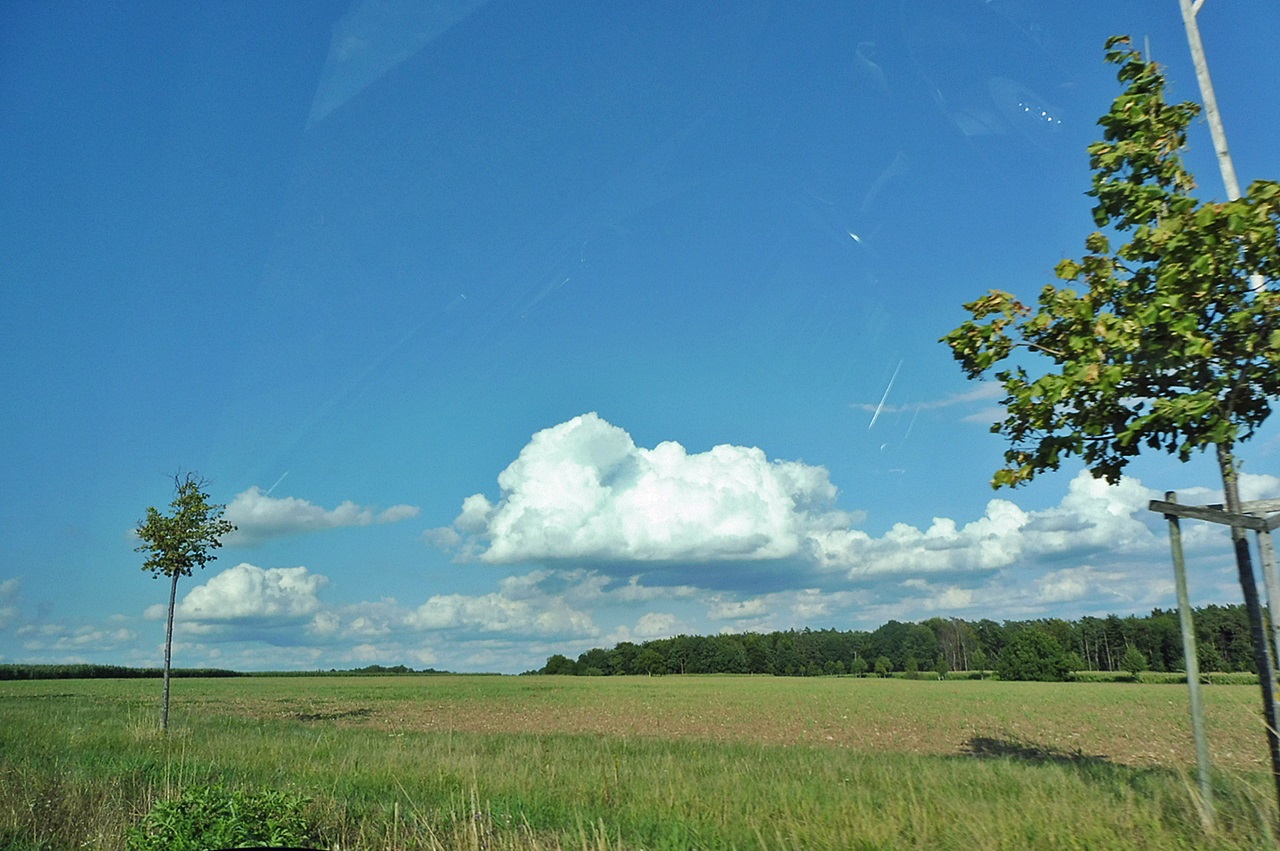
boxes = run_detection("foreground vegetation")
[2,675,1278,850]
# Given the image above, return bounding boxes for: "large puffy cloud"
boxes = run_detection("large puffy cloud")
[431,413,1278,585]
[434,413,859,564]
[225,487,419,545]
[811,471,1164,577]
[430,413,1280,627]
[147,563,328,623]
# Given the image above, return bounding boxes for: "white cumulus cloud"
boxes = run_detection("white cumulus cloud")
[633,612,680,638]
[432,412,859,564]
[147,563,329,623]
[225,487,419,545]
[408,593,596,637]
[811,470,1163,578]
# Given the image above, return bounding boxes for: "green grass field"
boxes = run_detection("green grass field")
[2,675,1277,850]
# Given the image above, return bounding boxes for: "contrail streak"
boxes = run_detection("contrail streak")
[265,471,290,496]
[868,360,902,429]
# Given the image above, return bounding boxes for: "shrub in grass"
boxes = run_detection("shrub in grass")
[1121,646,1149,682]
[126,785,318,851]
[905,657,921,680]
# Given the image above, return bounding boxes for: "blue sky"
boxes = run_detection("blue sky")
[2,1,1278,673]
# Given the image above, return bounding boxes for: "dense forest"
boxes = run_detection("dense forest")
[536,605,1260,680]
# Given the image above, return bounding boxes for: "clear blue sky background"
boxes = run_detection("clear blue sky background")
[2,1,1278,673]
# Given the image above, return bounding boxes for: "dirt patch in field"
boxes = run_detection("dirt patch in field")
[215,677,1271,773]
[290,707,375,723]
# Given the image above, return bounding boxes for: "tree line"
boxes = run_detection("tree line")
[536,604,1260,680]
[0,664,241,681]
[0,663,455,680]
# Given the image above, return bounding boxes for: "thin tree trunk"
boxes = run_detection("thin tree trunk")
[1218,444,1280,811]
[162,570,178,733]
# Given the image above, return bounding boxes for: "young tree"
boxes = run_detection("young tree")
[135,473,236,731]
[1121,645,1149,682]
[969,647,989,680]
[1061,650,1087,676]
[934,655,949,681]
[904,656,920,680]
[943,35,1280,790]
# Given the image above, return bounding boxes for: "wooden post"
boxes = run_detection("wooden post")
[1151,494,1280,816]
[1259,525,1280,673]
[1164,492,1214,821]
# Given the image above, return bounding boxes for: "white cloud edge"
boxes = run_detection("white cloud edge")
[224,487,419,545]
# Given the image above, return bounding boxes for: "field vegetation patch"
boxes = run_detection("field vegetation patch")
[0,675,1275,850]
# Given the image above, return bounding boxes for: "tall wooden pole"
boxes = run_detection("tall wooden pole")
[1259,526,1280,671]
[1178,0,1266,291]
[1218,446,1280,817]
[1165,492,1214,821]
[1177,0,1241,200]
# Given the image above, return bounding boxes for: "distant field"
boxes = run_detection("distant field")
[1,675,1276,850]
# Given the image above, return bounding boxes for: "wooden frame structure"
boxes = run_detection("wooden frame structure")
[1148,494,1280,822]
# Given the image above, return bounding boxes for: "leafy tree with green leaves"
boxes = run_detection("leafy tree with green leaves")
[904,656,920,680]
[969,647,988,680]
[943,34,1280,788]
[1061,650,1087,675]
[541,654,577,675]
[1121,645,1149,682]
[635,648,667,676]
[873,656,892,678]
[135,473,235,731]
[996,628,1069,682]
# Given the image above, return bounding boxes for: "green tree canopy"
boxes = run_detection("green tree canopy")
[136,473,236,580]
[996,628,1069,682]
[943,36,1280,489]
[1121,645,1149,681]
[135,473,235,731]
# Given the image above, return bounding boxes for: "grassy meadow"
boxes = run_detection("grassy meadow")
[2,674,1278,850]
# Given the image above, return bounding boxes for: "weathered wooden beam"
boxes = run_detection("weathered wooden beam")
[1147,500,1268,531]
[1170,497,1280,515]
[1242,498,1280,515]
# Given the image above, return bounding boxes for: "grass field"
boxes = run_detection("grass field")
[2,674,1277,850]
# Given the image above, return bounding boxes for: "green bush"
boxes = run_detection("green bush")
[1121,646,1149,681]
[996,628,1069,682]
[126,785,317,851]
